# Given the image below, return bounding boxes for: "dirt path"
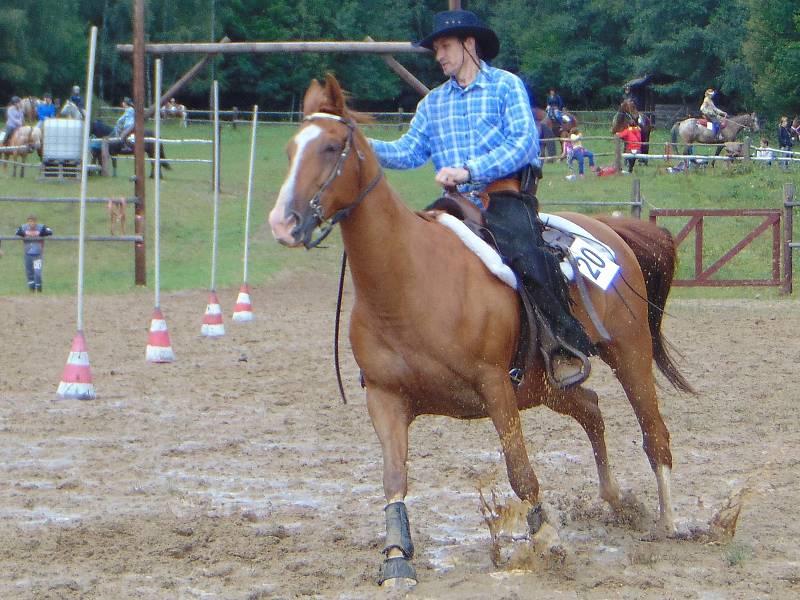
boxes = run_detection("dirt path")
[1,271,798,599]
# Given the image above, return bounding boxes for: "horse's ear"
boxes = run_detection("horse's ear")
[302,79,324,117]
[324,73,346,114]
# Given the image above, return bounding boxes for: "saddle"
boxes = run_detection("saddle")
[423,182,598,389]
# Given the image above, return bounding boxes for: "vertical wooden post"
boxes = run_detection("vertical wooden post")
[132,0,146,286]
[614,137,622,172]
[783,183,796,295]
[100,139,110,177]
[449,0,462,9]
[631,178,642,219]
[743,136,751,165]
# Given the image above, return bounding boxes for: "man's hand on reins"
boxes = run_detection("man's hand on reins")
[435,166,470,188]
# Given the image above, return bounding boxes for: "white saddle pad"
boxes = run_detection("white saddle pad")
[437,212,619,291]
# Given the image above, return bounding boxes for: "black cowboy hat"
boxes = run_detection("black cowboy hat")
[414,10,499,60]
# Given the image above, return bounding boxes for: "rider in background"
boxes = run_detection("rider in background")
[699,88,727,139]
[546,88,564,122]
[69,85,84,110]
[114,97,136,150]
[3,96,23,146]
[36,93,56,125]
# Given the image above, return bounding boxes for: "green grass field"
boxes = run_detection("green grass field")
[0,120,797,299]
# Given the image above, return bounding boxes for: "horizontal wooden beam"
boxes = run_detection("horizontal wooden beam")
[117,41,429,55]
[0,235,143,242]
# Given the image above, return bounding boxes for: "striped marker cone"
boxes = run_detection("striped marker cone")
[146,308,176,363]
[232,283,254,322]
[201,291,225,337]
[56,331,96,400]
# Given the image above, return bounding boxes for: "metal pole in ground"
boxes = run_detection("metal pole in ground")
[211,80,220,293]
[233,104,258,322]
[146,59,175,362]
[201,80,224,337]
[57,26,98,401]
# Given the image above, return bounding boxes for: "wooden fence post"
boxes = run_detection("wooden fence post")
[100,138,110,177]
[743,136,751,165]
[631,178,642,219]
[783,182,796,294]
[614,137,622,172]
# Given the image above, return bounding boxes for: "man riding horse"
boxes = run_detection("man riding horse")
[700,88,728,140]
[367,9,593,389]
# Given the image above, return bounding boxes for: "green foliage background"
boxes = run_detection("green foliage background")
[0,1,797,119]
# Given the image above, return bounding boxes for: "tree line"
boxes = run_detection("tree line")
[0,0,797,121]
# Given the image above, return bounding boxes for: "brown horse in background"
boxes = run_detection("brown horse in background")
[1,126,42,177]
[19,97,40,123]
[613,98,654,161]
[268,74,693,587]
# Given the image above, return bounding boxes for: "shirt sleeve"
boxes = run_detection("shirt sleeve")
[465,76,539,182]
[368,101,431,170]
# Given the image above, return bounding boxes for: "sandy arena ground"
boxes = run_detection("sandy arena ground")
[1,269,799,599]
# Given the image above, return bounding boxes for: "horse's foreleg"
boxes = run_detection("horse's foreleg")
[482,373,562,552]
[544,387,621,508]
[366,387,417,587]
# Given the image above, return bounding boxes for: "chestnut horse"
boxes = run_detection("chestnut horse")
[269,74,693,586]
[2,126,42,177]
[613,98,653,160]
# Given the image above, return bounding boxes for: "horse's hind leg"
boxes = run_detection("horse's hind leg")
[544,386,622,508]
[602,343,675,535]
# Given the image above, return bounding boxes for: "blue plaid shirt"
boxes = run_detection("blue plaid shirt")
[369,63,540,193]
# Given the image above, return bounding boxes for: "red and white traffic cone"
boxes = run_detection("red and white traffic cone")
[146,307,175,363]
[232,283,254,322]
[201,291,225,337]
[56,331,96,400]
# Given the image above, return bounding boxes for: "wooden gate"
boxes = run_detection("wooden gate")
[649,208,782,287]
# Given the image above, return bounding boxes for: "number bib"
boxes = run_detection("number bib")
[33,259,42,271]
[569,236,619,290]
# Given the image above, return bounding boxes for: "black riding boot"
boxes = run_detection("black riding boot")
[484,192,593,386]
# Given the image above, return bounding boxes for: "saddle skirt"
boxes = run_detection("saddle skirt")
[435,211,618,289]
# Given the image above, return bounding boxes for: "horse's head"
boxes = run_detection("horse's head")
[60,101,82,119]
[268,73,377,248]
[750,113,760,133]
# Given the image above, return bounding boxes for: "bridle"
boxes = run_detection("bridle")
[290,112,384,249]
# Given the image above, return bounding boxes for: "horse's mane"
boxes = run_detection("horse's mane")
[304,74,374,125]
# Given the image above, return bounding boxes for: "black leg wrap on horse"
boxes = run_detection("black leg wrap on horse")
[383,501,414,559]
[377,556,417,585]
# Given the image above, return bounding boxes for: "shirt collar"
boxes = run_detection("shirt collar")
[446,61,493,93]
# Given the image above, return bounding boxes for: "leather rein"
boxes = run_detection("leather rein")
[294,112,384,405]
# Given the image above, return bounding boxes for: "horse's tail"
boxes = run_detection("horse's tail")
[669,121,680,150]
[595,215,695,394]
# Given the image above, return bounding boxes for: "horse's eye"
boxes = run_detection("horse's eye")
[324,144,340,154]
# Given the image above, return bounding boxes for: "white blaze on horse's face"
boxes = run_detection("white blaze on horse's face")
[268,123,323,246]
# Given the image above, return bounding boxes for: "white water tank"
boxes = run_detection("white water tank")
[43,119,84,161]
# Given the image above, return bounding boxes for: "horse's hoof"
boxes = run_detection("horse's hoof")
[377,556,417,587]
[527,503,544,535]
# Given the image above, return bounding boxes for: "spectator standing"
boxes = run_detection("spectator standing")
[778,116,794,170]
[3,96,23,146]
[615,123,642,173]
[15,215,53,292]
